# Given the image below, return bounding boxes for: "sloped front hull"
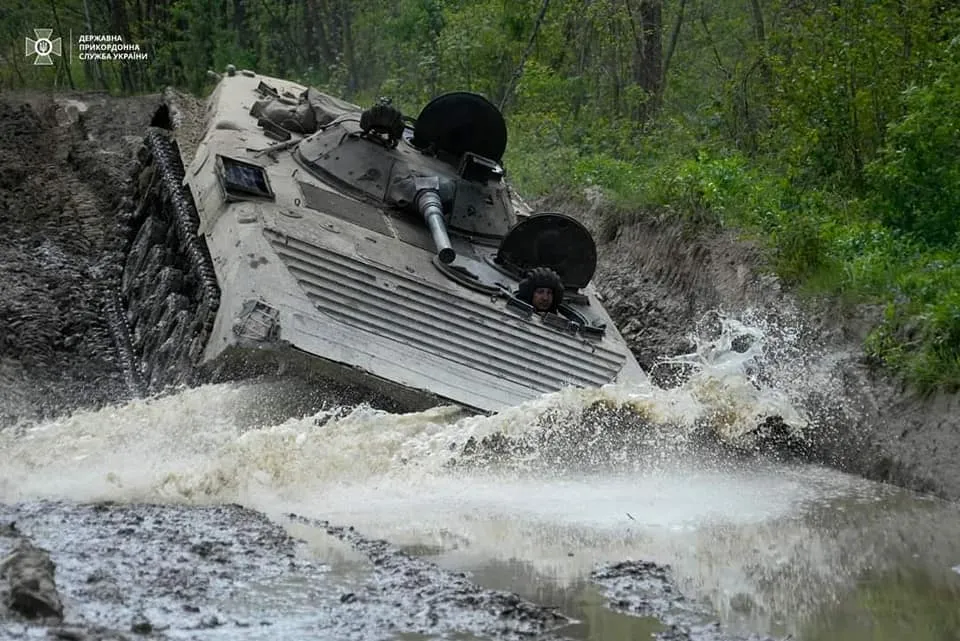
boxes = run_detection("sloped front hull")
[265,230,627,391]
[200,207,639,414]
[183,71,644,414]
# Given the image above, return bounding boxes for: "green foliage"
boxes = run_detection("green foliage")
[868,38,960,247]
[766,0,953,188]
[3,0,960,391]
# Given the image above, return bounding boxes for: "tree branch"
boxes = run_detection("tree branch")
[699,8,729,79]
[662,0,686,83]
[499,0,551,112]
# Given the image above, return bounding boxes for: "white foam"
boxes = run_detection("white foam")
[0,309,850,512]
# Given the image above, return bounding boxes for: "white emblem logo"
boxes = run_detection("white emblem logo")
[25,29,62,66]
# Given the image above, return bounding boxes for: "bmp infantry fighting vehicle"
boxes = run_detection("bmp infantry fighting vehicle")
[110,68,645,413]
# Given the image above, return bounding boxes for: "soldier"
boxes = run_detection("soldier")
[516,267,564,313]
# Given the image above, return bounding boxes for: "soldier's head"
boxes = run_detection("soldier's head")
[531,286,554,312]
[517,267,564,313]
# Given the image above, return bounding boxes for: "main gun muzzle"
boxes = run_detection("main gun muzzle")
[415,186,456,264]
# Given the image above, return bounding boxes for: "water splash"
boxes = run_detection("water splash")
[651,309,812,444]
[0,307,830,506]
[4,308,953,640]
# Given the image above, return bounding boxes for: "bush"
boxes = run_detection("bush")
[868,40,960,247]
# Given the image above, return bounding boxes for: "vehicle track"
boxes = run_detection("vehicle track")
[109,127,221,394]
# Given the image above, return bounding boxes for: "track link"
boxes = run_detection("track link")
[106,125,221,395]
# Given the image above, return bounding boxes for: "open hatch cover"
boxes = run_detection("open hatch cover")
[496,213,597,289]
[410,92,507,163]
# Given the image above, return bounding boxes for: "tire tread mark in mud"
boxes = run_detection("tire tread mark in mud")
[102,286,146,396]
[106,124,221,395]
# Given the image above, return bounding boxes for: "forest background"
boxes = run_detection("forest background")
[4,0,960,392]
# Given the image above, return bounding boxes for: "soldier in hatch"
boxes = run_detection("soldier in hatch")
[516,267,564,313]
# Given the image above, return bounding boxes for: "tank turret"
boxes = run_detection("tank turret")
[295,91,517,242]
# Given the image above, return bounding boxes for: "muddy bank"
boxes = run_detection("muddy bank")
[0,91,159,426]
[0,500,563,639]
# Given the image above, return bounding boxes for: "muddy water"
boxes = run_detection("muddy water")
[2,317,960,640]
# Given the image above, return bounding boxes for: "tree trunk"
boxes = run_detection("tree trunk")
[234,0,248,51]
[50,0,75,90]
[626,0,663,120]
[315,0,336,66]
[83,0,108,90]
[749,0,770,82]
[303,0,317,63]
[338,0,358,95]
[661,0,685,86]
[749,0,765,45]
[109,0,136,91]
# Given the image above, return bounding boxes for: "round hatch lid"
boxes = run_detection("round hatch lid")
[496,213,597,289]
[411,92,507,162]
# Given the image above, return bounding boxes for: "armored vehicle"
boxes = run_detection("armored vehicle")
[109,69,646,414]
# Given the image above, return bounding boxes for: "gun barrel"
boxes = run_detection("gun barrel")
[416,189,456,264]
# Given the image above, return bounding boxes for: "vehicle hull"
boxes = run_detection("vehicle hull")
[116,71,646,414]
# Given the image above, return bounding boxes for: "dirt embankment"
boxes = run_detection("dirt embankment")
[1,90,958,501]
[0,92,161,425]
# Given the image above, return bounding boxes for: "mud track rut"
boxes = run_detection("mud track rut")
[0,94,151,426]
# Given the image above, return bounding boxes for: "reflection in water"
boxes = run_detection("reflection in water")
[439,557,664,641]
[801,563,960,641]
[789,495,960,641]
[562,586,663,641]
[392,480,960,641]
[656,490,960,639]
